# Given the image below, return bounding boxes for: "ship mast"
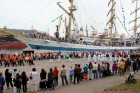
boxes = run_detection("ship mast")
[106,0,116,45]
[57,0,76,41]
[86,25,89,37]
[129,0,140,37]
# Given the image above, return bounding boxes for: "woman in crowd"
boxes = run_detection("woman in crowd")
[88,62,93,80]
[40,68,47,89]
[21,71,29,92]
[30,68,38,92]
[48,68,54,90]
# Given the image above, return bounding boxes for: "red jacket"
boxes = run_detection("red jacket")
[53,69,59,78]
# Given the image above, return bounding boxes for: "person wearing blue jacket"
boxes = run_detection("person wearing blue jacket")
[83,64,88,80]
[0,72,5,93]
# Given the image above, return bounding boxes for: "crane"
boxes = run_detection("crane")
[52,14,63,40]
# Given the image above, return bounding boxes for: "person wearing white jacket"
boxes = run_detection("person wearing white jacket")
[30,68,38,92]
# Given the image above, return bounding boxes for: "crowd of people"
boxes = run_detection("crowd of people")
[0,50,140,93]
[0,50,140,67]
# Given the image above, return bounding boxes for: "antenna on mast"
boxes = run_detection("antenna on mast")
[106,0,116,46]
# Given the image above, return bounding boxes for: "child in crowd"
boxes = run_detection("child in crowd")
[13,69,17,78]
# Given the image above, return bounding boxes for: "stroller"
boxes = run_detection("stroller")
[125,72,136,84]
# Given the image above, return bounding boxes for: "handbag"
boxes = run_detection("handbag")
[30,73,32,79]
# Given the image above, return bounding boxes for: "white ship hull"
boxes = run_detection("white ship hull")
[21,38,139,52]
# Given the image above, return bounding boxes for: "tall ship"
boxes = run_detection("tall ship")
[0,0,139,52]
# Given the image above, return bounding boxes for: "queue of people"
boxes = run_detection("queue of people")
[0,56,139,93]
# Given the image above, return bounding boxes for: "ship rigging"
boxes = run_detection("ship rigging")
[57,0,77,41]
[129,0,140,46]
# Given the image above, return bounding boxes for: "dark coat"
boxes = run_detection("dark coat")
[13,77,22,88]
[5,72,12,82]
[21,75,29,85]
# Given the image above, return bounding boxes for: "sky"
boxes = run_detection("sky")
[0,0,139,37]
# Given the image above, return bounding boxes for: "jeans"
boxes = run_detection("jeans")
[113,70,117,76]
[69,75,73,82]
[54,77,58,86]
[61,76,68,86]
[93,70,98,79]
[89,73,92,79]
[99,71,103,78]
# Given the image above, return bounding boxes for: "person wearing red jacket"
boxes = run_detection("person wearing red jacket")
[53,66,59,86]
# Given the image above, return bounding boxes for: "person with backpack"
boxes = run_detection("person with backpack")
[0,72,5,93]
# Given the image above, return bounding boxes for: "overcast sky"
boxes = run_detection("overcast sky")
[0,0,139,37]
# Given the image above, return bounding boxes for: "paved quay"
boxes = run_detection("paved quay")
[0,58,140,93]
